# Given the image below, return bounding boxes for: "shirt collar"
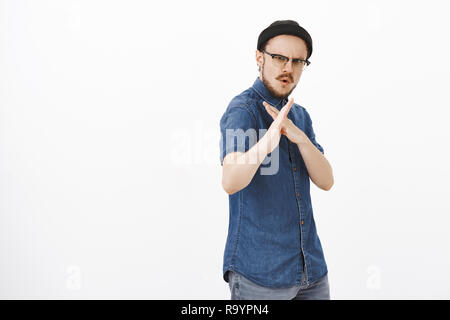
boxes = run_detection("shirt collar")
[251,77,289,110]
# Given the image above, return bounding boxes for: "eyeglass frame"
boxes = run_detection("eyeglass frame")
[260,49,311,70]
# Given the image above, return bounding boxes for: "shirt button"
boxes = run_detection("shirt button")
[296,192,300,197]
[293,167,296,171]
[301,220,304,225]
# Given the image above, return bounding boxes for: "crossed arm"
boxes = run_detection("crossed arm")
[222,99,334,194]
[263,99,333,191]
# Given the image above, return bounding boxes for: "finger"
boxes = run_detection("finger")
[262,101,279,113]
[263,101,282,119]
[276,98,294,123]
[279,98,294,119]
[263,101,278,119]
[262,101,274,112]
[269,104,280,115]
[266,105,277,118]
[266,108,277,120]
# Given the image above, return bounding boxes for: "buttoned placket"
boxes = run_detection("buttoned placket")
[221,77,328,288]
[284,100,309,286]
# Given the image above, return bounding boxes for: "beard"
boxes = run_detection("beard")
[260,61,297,99]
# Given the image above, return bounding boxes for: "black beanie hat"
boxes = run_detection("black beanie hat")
[257,20,313,59]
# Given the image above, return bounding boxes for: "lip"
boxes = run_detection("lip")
[279,78,290,86]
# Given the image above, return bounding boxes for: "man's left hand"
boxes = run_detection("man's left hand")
[263,98,307,145]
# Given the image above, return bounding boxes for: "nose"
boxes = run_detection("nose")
[282,59,294,73]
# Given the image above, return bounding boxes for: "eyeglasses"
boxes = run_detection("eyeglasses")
[261,49,311,71]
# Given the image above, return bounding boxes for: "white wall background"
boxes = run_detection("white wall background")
[1,0,450,299]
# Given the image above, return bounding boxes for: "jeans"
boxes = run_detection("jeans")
[228,270,330,300]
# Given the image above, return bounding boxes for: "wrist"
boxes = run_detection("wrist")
[258,134,272,157]
[295,131,310,147]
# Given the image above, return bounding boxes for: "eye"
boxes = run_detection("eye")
[274,55,288,62]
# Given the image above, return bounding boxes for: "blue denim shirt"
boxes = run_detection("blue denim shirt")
[219,77,328,288]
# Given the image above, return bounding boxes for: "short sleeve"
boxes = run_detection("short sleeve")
[304,109,325,155]
[219,105,257,166]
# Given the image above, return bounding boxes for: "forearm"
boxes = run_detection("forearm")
[221,136,270,195]
[297,134,334,191]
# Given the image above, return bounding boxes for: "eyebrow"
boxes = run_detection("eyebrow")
[275,53,306,61]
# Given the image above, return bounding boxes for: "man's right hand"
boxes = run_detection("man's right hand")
[261,98,294,154]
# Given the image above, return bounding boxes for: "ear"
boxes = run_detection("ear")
[255,50,263,70]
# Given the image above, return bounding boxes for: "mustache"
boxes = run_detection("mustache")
[277,75,293,82]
